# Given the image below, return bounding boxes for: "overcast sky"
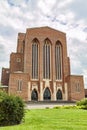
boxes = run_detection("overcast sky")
[0,0,87,88]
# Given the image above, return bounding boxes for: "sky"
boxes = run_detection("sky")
[0,0,87,88]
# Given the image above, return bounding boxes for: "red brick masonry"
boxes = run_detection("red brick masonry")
[1,26,85,101]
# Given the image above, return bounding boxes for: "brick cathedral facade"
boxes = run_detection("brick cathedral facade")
[1,27,85,101]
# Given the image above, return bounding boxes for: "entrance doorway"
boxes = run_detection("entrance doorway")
[43,88,51,100]
[31,89,38,101]
[56,89,62,100]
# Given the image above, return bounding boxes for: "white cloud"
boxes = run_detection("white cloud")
[69,0,87,22]
[38,0,56,14]
[58,0,73,8]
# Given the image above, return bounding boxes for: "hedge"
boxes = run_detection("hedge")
[0,92,25,126]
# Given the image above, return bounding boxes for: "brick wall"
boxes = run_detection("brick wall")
[17,33,25,53]
[24,27,70,83]
[10,53,24,73]
[9,73,29,101]
[1,68,10,86]
[67,75,85,101]
[85,89,87,97]
[1,26,85,101]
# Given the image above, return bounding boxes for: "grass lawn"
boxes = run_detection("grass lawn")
[0,108,87,130]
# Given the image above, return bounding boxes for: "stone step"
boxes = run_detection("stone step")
[26,100,76,104]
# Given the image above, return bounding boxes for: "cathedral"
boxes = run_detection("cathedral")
[1,26,85,101]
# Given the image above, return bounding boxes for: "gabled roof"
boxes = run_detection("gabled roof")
[26,26,66,35]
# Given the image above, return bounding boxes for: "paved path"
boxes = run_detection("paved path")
[26,103,76,109]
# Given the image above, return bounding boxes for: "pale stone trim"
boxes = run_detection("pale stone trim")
[64,83,68,100]
[45,80,50,88]
[40,82,43,101]
[32,84,38,91]
[53,82,56,100]
[28,82,31,101]
[43,81,52,100]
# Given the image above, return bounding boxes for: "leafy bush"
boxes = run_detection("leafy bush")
[0,92,25,126]
[77,98,87,110]
[62,105,76,109]
[77,98,87,106]
[53,106,61,109]
[53,105,76,109]
[0,91,7,101]
[45,107,49,109]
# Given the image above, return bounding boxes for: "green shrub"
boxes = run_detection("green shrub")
[0,91,7,102]
[62,105,76,109]
[77,98,87,110]
[53,105,76,109]
[45,107,49,109]
[53,106,61,109]
[77,98,87,106]
[0,92,25,126]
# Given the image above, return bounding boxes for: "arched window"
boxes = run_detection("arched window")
[55,41,62,80]
[43,88,51,100]
[31,89,38,101]
[56,89,62,100]
[32,39,38,79]
[43,39,51,79]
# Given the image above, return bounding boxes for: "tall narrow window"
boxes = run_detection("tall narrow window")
[55,41,62,80]
[32,39,38,79]
[17,80,22,91]
[43,39,51,79]
[76,82,81,92]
